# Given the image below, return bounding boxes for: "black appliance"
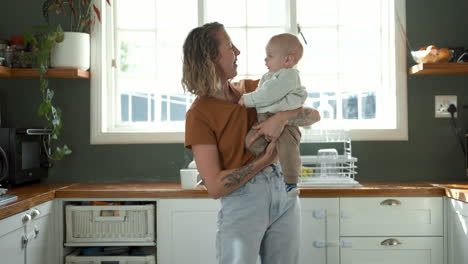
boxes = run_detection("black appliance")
[0,128,51,187]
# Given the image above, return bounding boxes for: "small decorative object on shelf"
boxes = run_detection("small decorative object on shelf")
[299,128,360,187]
[43,0,112,70]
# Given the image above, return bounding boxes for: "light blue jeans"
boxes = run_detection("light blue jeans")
[216,164,301,264]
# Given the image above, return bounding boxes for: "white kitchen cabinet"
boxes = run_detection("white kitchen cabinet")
[340,197,443,236]
[447,197,468,264]
[340,197,444,264]
[300,198,339,264]
[59,199,157,264]
[0,200,56,264]
[157,198,220,264]
[340,237,443,264]
[0,211,25,263]
[158,198,339,264]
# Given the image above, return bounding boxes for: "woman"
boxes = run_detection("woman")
[182,22,320,264]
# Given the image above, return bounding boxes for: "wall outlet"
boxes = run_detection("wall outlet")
[435,95,457,118]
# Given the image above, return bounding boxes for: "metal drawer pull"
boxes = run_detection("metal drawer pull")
[22,213,31,223]
[314,240,326,248]
[313,210,325,219]
[380,199,402,206]
[31,209,41,218]
[34,226,40,238]
[22,235,28,248]
[381,238,402,246]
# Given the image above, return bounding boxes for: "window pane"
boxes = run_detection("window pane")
[338,0,381,26]
[361,92,376,119]
[297,0,338,27]
[301,75,339,93]
[247,0,286,26]
[116,0,155,29]
[117,31,156,75]
[205,0,246,27]
[132,94,149,121]
[156,29,185,90]
[105,0,402,140]
[121,94,129,122]
[170,95,188,121]
[299,28,338,75]
[340,27,381,77]
[342,93,358,120]
[247,28,285,75]
[317,93,337,119]
[161,95,167,122]
[156,0,197,29]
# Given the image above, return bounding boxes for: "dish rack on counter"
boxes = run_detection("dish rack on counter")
[299,128,360,187]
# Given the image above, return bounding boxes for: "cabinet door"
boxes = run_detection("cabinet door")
[447,198,468,264]
[299,198,339,264]
[340,237,443,264]
[340,197,443,236]
[26,202,55,264]
[158,198,220,264]
[0,212,26,264]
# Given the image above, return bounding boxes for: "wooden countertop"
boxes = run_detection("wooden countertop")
[54,182,446,198]
[0,183,73,219]
[1,181,468,220]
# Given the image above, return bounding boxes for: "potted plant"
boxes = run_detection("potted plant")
[24,24,72,161]
[42,0,111,70]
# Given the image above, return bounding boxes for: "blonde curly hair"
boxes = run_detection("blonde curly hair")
[182,22,225,97]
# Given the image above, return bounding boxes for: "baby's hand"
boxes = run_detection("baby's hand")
[238,97,245,106]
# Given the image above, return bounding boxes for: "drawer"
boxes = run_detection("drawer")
[0,200,54,237]
[65,248,156,264]
[65,204,155,243]
[340,237,443,264]
[340,197,443,236]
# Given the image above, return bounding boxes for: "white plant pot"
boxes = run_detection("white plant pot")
[51,32,90,71]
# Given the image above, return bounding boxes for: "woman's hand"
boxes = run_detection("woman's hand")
[247,112,288,146]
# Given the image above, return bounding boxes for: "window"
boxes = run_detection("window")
[91,0,407,144]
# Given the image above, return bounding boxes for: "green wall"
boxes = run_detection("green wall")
[1,0,468,183]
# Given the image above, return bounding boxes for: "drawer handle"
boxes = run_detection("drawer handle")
[94,216,126,222]
[93,210,127,222]
[381,238,402,246]
[314,240,326,248]
[22,213,32,223]
[380,199,401,206]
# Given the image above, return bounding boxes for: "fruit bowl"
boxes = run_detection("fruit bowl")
[411,46,453,64]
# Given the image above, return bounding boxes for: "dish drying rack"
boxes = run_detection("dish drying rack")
[299,128,360,187]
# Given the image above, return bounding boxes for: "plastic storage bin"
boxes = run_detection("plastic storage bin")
[65,248,156,264]
[65,204,155,243]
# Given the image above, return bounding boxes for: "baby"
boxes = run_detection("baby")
[238,33,308,196]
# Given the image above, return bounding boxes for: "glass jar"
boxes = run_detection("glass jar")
[12,44,25,68]
[0,43,6,62]
[4,46,13,67]
[317,148,338,177]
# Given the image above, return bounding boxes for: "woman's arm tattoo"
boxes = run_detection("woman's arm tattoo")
[288,108,320,126]
[221,164,254,188]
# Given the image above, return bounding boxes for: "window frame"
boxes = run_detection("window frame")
[90,0,408,144]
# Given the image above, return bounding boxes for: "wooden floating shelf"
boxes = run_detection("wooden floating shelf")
[0,66,90,79]
[409,62,468,75]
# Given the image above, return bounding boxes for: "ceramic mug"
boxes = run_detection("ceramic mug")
[180,169,199,189]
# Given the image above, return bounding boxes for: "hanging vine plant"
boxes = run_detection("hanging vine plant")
[25,24,72,161]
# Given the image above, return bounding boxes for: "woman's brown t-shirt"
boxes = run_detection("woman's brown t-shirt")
[185,80,259,170]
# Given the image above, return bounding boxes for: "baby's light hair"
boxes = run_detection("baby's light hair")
[269,33,304,64]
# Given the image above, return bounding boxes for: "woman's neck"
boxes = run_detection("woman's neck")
[212,82,238,103]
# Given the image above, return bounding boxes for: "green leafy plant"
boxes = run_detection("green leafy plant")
[42,0,111,34]
[25,24,72,161]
